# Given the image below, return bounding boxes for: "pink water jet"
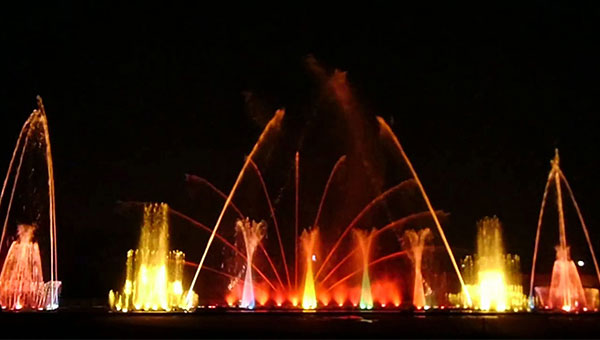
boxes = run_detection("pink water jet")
[402,228,432,308]
[529,149,599,311]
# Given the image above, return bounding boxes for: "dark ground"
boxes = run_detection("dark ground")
[2,309,600,338]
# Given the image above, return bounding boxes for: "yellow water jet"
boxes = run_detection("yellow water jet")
[449,216,526,311]
[301,227,319,309]
[109,203,198,312]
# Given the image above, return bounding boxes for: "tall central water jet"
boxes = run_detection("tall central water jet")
[354,229,375,309]
[236,218,267,309]
[528,150,600,311]
[301,227,319,309]
[475,217,508,311]
[547,152,586,311]
[109,203,198,312]
[402,228,431,308]
[539,151,587,310]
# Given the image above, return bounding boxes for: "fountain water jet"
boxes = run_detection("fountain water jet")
[529,149,600,312]
[187,109,285,302]
[449,217,526,311]
[301,227,319,309]
[402,228,432,308]
[0,97,60,311]
[185,60,469,309]
[109,203,198,312]
[354,228,375,309]
[377,116,472,305]
[528,150,599,311]
[236,218,267,309]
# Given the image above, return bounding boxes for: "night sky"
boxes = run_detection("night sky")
[1,2,599,299]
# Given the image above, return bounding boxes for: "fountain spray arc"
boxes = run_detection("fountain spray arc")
[529,149,600,311]
[377,117,472,306]
[184,63,471,309]
[186,110,285,303]
[0,97,60,311]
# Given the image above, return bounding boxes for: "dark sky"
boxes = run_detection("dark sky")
[1,2,600,299]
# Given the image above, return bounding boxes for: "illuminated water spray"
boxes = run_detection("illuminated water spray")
[377,117,471,305]
[0,97,60,311]
[529,150,599,311]
[185,63,472,309]
[236,218,266,309]
[476,218,508,311]
[354,229,375,309]
[109,203,198,312]
[449,217,525,311]
[402,228,431,308]
[301,227,319,309]
[187,110,284,302]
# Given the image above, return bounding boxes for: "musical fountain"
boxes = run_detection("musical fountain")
[529,149,600,312]
[177,59,471,310]
[0,97,60,311]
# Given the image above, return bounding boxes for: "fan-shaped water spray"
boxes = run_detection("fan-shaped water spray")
[182,59,469,310]
[529,150,600,311]
[0,97,60,311]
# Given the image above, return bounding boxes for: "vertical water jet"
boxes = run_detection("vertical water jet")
[354,228,376,309]
[236,218,266,309]
[527,150,600,311]
[402,228,431,308]
[449,216,526,311]
[301,227,319,309]
[109,203,198,312]
[547,151,586,311]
